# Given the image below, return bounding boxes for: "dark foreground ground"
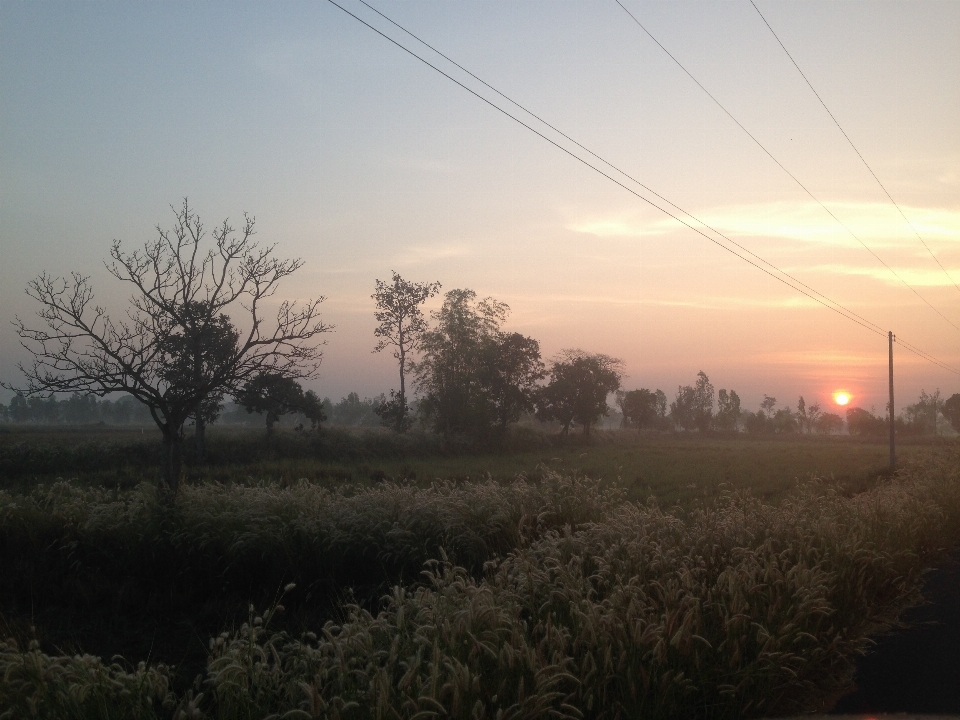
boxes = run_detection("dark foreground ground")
[831,552,960,714]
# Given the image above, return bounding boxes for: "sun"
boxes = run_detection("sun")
[833,391,851,406]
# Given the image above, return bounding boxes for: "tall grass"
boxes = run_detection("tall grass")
[4,451,960,718]
[0,472,622,652]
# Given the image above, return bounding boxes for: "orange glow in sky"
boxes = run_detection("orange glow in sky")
[833,391,851,406]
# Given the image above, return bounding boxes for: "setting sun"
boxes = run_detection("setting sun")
[833,391,851,406]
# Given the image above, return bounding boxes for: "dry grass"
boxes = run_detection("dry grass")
[3,450,960,718]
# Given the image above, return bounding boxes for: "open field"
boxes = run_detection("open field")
[0,424,935,507]
[1,426,958,718]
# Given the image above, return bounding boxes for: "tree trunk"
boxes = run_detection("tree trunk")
[583,420,591,438]
[195,414,206,462]
[397,347,407,433]
[162,430,183,498]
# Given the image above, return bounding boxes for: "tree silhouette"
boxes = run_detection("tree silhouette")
[237,372,324,435]
[537,350,623,437]
[671,371,714,432]
[414,289,509,439]
[10,200,330,495]
[158,300,239,461]
[478,332,544,432]
[372,272,441,432]
[714,388,741,431]
[620,388,668,430]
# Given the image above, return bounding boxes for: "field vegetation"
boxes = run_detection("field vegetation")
[1,422,959,718]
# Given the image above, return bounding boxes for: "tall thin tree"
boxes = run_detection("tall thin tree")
[372,272,440,432]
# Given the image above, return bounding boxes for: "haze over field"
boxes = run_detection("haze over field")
[2,0,958,413]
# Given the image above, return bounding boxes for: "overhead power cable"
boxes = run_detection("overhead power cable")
[355,0,885,338]
[323,0,960,376]
[749,0,960,298]
[612,0,960,335]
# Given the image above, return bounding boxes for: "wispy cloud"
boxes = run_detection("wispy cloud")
[510,292,820,311]
[802,263,960,287]
[567,201,960,249]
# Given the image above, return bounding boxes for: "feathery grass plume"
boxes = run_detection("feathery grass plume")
[5,451,960,717]
[0,638,172,719]
[192,450,960,718]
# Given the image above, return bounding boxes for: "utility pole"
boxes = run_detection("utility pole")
[889,331,896,469]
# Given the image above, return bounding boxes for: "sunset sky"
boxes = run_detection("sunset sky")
[2,0,959,415]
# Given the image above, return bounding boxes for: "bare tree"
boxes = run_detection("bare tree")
[372,271,440,432]
[10,200,331,495]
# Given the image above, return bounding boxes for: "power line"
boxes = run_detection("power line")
[612,0,960,335]
[749,0,960,298]
[355,0,886,337]
[323,0,960,376]
[327,0,881,337]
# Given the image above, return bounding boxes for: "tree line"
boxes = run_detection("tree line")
[0,390,384,429]
[615,375,960,437]
[5,201,959,497]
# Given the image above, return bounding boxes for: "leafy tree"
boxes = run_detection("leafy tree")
[846,407,886,437]
[943,393,960,433]
[771,407,798,434]
[372,272,441,432]
[742,411,764,435]
[478,332,544,431]
[760,395,777,416]
[159,300,240,461]
[237,373,325,435]
[815,411,843,435]
[620,388,668,430]
[62,392,100,424]
[714,388,741,431]
[901,389,943,436]
[804,401,823,435]
[536,350,623,437]
[670,371,714,432]
[10,200,330,495]
[28,396,60,423]
[743,395,779,435]
[414,289,510,439]
[331,392,381,427]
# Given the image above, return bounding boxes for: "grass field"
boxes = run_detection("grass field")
[0,424,955,718]
[0,423,934,508]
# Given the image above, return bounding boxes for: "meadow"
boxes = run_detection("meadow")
[0,425,955,718]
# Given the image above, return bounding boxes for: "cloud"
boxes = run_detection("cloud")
[803,263,960,288]
[509,292,819,312]
[567,200,960,249]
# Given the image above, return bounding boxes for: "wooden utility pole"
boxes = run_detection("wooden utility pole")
[889,331,896,469]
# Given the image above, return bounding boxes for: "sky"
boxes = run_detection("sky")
[2,0,959,416]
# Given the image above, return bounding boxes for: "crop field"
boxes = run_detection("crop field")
[0,424,930,506]
[0,426,957,718]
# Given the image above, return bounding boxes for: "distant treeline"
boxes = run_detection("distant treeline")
[3,380,957,439]
[618,374,959,438]
[0,391,384,429]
